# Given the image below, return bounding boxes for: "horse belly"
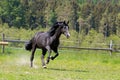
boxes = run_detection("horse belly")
[36,36,51,48]
[36,40,46,48]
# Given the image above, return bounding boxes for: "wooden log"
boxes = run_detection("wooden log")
[0,41,8,53]
[0,42,9,45]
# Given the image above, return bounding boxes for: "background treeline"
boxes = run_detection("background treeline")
[0,0,120,37]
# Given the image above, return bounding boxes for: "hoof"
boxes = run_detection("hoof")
[30,65,33,68]
[43,66,47,68]
[50,56,54,60]
[46,61,49,64]
[46,59,50,64]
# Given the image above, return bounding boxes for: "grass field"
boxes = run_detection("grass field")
[0,47,120,80]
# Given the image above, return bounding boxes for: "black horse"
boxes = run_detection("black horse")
[25,21,70,68]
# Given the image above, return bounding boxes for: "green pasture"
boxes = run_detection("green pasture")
[0,47,120,80]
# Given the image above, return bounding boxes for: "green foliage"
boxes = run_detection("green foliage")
[116,13,120,37]
[0,0,120,48]
[81,29,105,47]
[0,0,119,36]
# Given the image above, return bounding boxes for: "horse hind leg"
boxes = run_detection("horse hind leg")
[30,46,36,67]
[46,46,51,64]
[41,49,47,68]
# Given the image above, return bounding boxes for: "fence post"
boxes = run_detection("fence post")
[2,33,5,53]
[109,40,113,56]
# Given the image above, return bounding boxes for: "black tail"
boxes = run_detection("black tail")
[25,38,33,51]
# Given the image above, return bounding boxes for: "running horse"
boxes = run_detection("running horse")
[25,21,70,68]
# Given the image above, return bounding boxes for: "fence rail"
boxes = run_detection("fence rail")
[1,33,120,55]
[60,46,112,51]
[60,46,113,56]
[4,39,28,43]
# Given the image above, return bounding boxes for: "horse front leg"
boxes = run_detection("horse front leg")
[51,53,59,60]
[51,48,59,60]
[30,46,36,67]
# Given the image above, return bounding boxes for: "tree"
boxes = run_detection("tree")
[116,13,120,37]
[0,0,25,28]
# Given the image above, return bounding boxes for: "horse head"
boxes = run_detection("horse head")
[58,21,70,38]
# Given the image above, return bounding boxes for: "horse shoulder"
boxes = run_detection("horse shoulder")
[51,39,59,47]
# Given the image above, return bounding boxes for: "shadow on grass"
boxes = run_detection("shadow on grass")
[47,68,89,73]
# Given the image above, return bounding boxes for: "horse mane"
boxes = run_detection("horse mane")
[48,21,69,36]
[48,22,60,36]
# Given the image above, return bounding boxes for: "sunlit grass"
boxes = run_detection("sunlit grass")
[0,47,120,80]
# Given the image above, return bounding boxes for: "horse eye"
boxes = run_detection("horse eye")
[63,26,66,29]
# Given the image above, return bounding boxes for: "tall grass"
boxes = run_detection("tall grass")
[0,24,120,49]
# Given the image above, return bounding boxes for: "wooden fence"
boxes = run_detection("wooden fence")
[0,34,8,53]
[0,33,120,55]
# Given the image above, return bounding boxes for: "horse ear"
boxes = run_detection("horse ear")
[67,21,69,24]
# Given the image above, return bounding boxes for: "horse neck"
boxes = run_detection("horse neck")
[52,27,62,40]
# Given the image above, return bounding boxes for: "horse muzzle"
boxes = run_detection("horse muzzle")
[64,32,70,39]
